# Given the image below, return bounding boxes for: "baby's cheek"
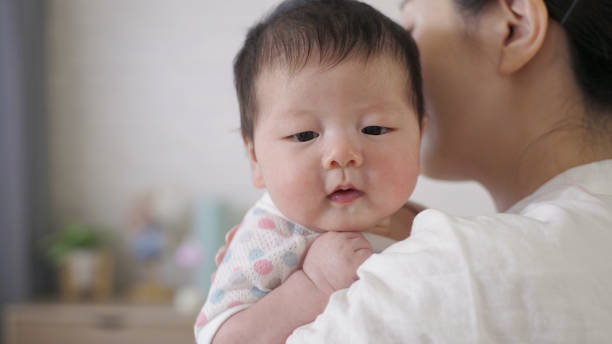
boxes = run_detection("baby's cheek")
[268,166,323,224]
[375,153,420,204]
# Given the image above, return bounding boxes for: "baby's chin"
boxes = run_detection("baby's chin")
[275,200,396,233]
[303,216,385,233]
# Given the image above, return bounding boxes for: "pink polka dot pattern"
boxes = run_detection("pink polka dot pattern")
[227,301,244,308]
[195,312,208,327]
[253,259,274,275]
[257,218,275,230]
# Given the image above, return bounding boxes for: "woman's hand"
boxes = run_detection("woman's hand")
[212,225,240,281]
[367,200,426,241]
[404,200,426,215]
[389,200,427,240]
[302,232,373,296]
[214,225,239,265]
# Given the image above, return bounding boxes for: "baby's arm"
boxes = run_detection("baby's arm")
[195,208,314,341]
[212,269,327,343]
[212,231,373,344]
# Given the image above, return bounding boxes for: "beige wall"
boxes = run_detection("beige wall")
[47,0,495,231]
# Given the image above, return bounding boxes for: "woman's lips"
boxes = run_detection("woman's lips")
[327,189,364,204]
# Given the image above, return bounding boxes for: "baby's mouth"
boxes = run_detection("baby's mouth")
[327,185,364,204]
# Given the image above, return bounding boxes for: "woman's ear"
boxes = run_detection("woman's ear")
[244,139,266,189]
[498,0,548,75]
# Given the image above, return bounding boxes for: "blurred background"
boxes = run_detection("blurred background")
[0,0,494,343]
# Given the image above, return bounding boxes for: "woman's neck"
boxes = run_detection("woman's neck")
[484,115,612,212]
[479,24,612,211]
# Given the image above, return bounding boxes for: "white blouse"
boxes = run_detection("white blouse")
[288,159,612,343]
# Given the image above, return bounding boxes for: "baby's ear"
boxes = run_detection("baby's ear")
[245,139,266,189]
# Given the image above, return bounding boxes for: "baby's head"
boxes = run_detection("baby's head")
[235,0,424,232]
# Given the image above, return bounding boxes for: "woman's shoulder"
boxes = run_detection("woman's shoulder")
[372,160,612,279]
[388,187,612,272]
[402,159,612,254]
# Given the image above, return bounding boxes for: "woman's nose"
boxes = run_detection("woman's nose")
[322,138,363,169]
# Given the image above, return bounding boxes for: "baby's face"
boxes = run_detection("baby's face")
[247,56,421,232]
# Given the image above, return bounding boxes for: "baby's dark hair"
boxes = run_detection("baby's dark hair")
[234,0,424,142]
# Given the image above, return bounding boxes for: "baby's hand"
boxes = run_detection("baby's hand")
[302,232,373,296]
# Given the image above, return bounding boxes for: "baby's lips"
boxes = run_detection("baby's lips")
[331,183,357,193]
[327,188,364,203]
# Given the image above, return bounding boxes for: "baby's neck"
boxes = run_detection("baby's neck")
[366,216,406,242]
[366,217,392,238]
[366,204,418,241]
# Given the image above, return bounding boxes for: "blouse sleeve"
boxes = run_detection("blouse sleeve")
[286,208,574,343]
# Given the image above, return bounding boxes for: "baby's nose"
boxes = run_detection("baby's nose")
[322,138,363,169]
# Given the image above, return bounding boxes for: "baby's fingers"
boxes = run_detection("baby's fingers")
[349,236,373,270]
[353,246,373,265]
[347,233,373,252]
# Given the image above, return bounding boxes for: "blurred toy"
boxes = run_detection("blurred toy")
[130,223,165,261]
[124,187,189,303]
[171,199,235,314]
[174,286,205,315]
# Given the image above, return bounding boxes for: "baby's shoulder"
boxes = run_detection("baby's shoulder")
[239,204,318,240]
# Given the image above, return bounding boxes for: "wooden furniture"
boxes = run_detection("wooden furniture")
[60,250,114,302]
[3,303,196,344]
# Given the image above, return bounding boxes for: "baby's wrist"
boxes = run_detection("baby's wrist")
[291,270,332,308]
[301,259,337,297]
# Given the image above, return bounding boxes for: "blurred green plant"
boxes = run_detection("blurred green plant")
[42,224,113,266]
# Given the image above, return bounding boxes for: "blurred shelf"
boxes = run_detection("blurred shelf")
[3,302,196,344]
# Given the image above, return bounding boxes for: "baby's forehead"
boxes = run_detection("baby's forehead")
[256,53,412,90]
[255,54,416,106]
[265,51,406,73]
[252,55,420,126]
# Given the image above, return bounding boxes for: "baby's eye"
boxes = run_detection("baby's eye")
[292,131,320,142]
[362,126,390,135]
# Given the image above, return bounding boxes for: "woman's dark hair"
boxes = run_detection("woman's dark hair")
[455,0,612,118]
[234,0,424,142]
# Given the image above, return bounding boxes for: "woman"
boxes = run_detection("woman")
[219,0,612,342]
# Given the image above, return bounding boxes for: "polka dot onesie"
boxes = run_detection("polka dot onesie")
[195,195,320,330]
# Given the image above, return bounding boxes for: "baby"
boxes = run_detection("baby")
[195,0,424,342]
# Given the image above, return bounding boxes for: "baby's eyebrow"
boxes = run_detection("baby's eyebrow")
[283,109,317,118]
